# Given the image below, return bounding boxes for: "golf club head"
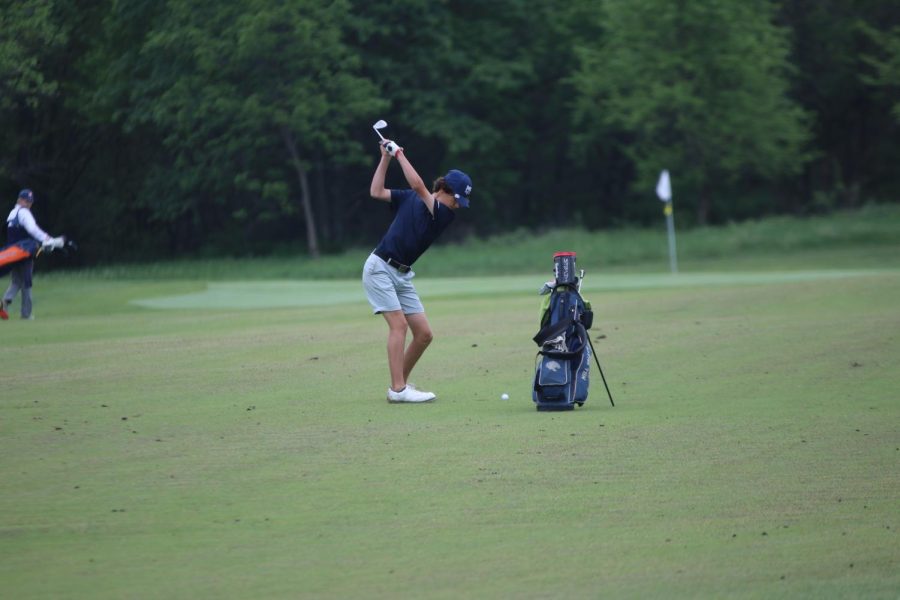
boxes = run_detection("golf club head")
[372,119,387,140]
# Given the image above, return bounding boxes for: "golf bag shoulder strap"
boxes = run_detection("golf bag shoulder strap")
[537,320,589,357]
[533,316,575,347]
[538,348,582,359]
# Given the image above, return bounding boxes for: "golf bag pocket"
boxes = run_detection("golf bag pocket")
[534,355,571,404]
[572,344,591,404]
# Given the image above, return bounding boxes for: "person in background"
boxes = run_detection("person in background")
[1,189,62,320]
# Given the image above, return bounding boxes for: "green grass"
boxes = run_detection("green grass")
[1,210,899,598]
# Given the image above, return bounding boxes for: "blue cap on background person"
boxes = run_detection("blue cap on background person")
[18,189,34,202]
[444,170,472,208]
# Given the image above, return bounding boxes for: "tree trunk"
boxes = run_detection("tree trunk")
[282,127,320,259]
[696,186,710,225]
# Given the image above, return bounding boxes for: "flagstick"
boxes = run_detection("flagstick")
[664,201,678,274]
[655,170,678,274]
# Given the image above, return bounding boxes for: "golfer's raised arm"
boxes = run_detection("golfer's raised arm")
[394,149,435,215]
[369,146,392,201]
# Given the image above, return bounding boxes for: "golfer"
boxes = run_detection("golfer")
[1,189,55,320]
[363,139,472,403]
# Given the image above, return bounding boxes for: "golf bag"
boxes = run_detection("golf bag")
[0,239,40,277]
[0,238,76,277]
[532,252,614,411]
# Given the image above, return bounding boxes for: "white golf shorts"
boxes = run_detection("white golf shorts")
[362,253,425,315]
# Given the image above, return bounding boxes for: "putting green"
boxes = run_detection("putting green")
[131,269,891,310]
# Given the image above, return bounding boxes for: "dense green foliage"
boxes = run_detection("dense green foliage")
[572,0,812,223]
[1,0,898,263]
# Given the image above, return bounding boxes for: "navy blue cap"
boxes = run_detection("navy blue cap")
[18,189,34,202]
[444,170,472,208]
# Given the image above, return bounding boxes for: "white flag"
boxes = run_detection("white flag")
[656,169,672,202]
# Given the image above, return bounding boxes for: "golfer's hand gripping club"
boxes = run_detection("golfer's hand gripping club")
[42,236,66,250]
[381,139,401,157]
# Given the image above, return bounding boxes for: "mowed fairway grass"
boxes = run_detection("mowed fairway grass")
[2,234,899,596]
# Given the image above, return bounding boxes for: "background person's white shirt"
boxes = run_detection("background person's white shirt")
[7,206,50,242]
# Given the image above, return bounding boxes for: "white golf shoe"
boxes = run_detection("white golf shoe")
[386,386,436,404]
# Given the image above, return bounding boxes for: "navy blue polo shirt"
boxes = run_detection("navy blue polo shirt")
[374,189,456,267]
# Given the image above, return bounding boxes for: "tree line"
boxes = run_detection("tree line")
[2,0,898,263]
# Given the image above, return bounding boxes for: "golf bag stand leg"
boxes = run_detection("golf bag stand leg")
[586,335,615,407]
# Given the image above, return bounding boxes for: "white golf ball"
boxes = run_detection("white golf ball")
[501,393,509,400]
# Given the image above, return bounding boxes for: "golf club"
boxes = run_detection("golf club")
[372,119,398,155]
[372,119,388,141]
